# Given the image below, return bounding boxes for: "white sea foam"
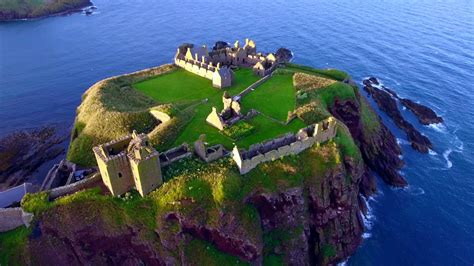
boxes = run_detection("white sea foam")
[427,123,446,133]
[397,138,409,145]
[443,149,453,168]
[428,149,438,156]
[338,260,348,266]
[361,195,378,240]
[404,185,425,196]
[453,136,464,152]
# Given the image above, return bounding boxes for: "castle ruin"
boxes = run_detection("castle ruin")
[232,117,337,174]
[206,92,243,130]
[174,38,278,88]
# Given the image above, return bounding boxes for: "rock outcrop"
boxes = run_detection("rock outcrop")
[370,79,444,125]
[275,48,293,63]
[362,78,432,153]
[0,126,67,190]
[249,157,365,265]
[329,92,407,187]
[399,98,443,125]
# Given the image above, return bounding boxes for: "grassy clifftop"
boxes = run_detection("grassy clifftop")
[0,0,92,20]
[2,62,386,265]
[67,64,177,166]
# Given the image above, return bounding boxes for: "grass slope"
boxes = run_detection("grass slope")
[67,64,176,166]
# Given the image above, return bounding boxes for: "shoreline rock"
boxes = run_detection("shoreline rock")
[329,92,408,187]
[362,78,432,153]
[369,78,443,125]
[0,126,68,190]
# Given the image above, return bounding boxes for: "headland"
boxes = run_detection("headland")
[0,39,407,265]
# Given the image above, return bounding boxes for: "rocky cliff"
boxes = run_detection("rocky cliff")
[0,65,407,265]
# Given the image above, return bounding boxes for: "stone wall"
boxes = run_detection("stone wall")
[194,135,225,163]
[0,183,33,208]
[0,207,34,232]
[232,117,337,174]
[160,144,192,167]
[47,173,102,200]
[238,74,272,98]
[175,58,216,81]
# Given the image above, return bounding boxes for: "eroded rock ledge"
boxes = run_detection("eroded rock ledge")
[362,77,432,153]
[329,90,407,187]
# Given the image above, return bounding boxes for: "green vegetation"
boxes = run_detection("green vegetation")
[135,68,260,149]
[264,255,284,266]
[184,238,249,266]
[334,126,361,160]
[134,67,307,150]
[241,74,296,122]
[0,0,91,20]
[284,63,349,81]
[0,226,31,265]
[321,244,336,258]
[67,64,175,166]
[222,121,255,140]
[236,115,306,148]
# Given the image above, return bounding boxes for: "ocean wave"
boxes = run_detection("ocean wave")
[397,138,409,145]
[338,260,348,266]
[443,149,453,168]
[427,123,447,133]
[453,136,464,152]
[361,195,377,239]
[404,185,426,196]
[429,149,438,156]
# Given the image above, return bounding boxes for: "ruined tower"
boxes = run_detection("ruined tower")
[93,131,163,197]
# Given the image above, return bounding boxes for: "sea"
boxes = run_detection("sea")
[0,0,473,264]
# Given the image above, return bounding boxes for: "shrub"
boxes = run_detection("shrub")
[222,121,255,140]
[21,192,52,216]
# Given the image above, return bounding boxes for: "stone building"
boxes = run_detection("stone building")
[206,92,243,130]
[174,39,279,88]
[232,117,337,174]
[194,134,225,163]
[93,131,163,196]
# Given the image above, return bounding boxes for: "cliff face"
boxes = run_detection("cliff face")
[329,90,407,187]
[249,157,365,265]
[2,67,405,265]
[15,140,369,265]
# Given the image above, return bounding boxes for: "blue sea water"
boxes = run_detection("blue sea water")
[1,0,473,264]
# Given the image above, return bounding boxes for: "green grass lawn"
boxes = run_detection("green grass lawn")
[134,69,217,104]
[241,73,296,122]
[133,67,308,150]
[237,115,306,148]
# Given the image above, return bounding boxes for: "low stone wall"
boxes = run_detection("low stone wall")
[0,207,34,232]
[238,74,271,98]
[160,144,192,167]
[0,183,33,208]
[233,117,337,174]
[47,173,102,200]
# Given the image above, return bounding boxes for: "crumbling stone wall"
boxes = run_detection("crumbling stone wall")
[48,173,102,199]
[0,207,33,232]
[233,117,337,174]
[159,144,192,167]
[194,135,225,163]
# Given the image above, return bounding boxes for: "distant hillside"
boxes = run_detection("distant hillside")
[0,0,92,21]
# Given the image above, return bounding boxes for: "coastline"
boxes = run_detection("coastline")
[0,0,94,22]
